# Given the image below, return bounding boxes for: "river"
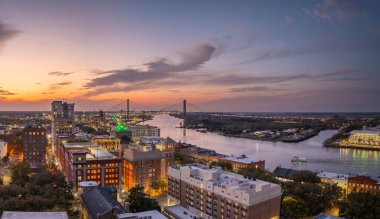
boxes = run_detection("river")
[145,114,380,175]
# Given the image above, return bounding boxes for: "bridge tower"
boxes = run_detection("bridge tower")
[127,99,130,123]
[183,99,187,126]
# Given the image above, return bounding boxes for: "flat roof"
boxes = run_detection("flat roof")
[1,211,68,219]
[117,210,166,219]
[222,155,259,163]
[317,171,349,180]
[164,205,200,219]
[351,130,380,135]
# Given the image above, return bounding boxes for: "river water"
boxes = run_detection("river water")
[146,114,380,175]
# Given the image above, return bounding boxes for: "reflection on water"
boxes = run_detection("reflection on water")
[146,114,380,174]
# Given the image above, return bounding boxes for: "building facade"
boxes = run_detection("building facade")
[349,126,380,147]
[51,101,75,150]
[0,140,7,158]
[128,125,160,142]
[221,155,265,171]
[168,164,282,219]
[91,135,121,151]
[22,121,47,170]
[57,140,122,188]
[317,171,349,194]
[348,172,380,193]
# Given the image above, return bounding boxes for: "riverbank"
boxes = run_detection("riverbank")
[325,143,380,151]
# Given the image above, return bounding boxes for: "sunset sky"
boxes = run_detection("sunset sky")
[0,0,379,111]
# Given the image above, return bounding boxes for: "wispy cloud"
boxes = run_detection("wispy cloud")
[0,87,16,96]
[48,71,73,76]
[228,86,288,93]
[303,0,367,21]
[0,20,20,47]
[49,81,72,90]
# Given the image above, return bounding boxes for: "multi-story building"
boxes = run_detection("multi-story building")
[348,172,380,193]
[117,210,167,219]
[51,101,75,150]
[168,164,282,219]
[221,155,265,171]
[349,126,380,147]
[128,125,160,142]
[155,137,176,179]
[0,140,7,158]
[57,140,122,188]
[317,171,349,194]
[122,144,164,192]
[22,121,47,170]
[91,135,121,151]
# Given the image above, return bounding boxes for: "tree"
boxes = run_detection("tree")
[0,175,3,185]
[209,160,233,171]
[281,181,342,217]
[127,185,160,213]
[339,191,380,218]
[291,170,321,184]
[10,162,31,187]
[238,167,280,184]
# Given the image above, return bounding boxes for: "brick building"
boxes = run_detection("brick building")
[57,139,121,188]
[348,172,380,193]
[22,120,47,170]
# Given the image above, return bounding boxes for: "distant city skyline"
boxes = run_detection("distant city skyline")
[0,0,379,112]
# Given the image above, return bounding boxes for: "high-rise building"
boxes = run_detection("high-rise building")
[0,140,8,158]
[22,120,47,170]
[51,101,75,150]
[168,164,282,219]
[127,125,160,142]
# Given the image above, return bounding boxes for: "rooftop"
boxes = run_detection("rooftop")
[273,166,300,179]
[222,154,259,163]
[81,187,124,219]
[317,171,349,180]
[1,211,68,219]
[117,210,167,219]
[164,205,201,219]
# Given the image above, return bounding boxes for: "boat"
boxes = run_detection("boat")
[291,156,307,163]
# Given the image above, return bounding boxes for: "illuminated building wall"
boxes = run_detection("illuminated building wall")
[22,120,47,170]
[349,130,380,146]
[51,101,75,151]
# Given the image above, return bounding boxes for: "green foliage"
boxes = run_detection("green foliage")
[10,162,31,187]
[209,160,233,171]
[128,185,160,213]
[291,170,321,184]
[281,180,342,217]
[339,191,380,218]
[238,167,280,184]
[0,163,77,217]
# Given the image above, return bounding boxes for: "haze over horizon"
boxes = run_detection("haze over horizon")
[0,0,379,112]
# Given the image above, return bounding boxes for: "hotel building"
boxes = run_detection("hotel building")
[57,140,121,188]
[349,126,380,147]
[51,101,75,150]
[168,164,282,219]
[22,120,47,170]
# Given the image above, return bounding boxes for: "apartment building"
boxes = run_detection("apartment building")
[168,164,282,219]
[22,120,47,170]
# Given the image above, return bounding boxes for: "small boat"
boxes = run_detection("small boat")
[291,156,307,163]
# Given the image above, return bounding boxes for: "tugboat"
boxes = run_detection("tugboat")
[291,156,307,163]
